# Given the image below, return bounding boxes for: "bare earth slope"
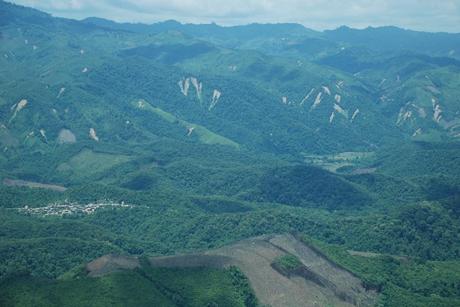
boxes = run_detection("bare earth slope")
[86,235,377,306]
[86,254,140,277]
[149,234,378,307]
[3,178,67,192]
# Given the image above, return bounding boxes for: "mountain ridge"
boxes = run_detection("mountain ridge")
[1,2,460,306]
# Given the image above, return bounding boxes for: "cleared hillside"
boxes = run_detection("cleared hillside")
[148,234,377,307]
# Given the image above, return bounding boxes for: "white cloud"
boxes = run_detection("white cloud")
[9,0,460,32]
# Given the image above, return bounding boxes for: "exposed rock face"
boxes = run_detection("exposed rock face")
[25,131,34,141]
[351,109,360,122]
[329,112,335,123]
[433,99,443,123]
[413,128,422,137]
[9,99,28,123]
[334,103,348,119]
[397,107,412,125]
[89,128,99,141]
[190,77,202,100]
[178,78,191,96]
[209,89,222,110]
[39,129,47,141]
[311,92,323,110]
[335,94,341,104]
[300,88,315,106]
[180,77,224,111]
[57,129,76,144]
[57,87,65,99]
[179,77,203,100]
[137,100,146,109]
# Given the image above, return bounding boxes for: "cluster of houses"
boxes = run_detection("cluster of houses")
[17,200,133,217]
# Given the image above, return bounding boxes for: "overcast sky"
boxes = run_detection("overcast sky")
[10,0,460,33]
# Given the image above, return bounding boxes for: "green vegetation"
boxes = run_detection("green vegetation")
[254,165,372,209]
[57,149,132,179]
[133,99,240,148]
[273,254,303,271]
[1,1,460,306]
[301,236,460,307]
[0,265,257,307]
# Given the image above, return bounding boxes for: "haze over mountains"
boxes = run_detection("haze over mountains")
[9,0,460,33]
[1,1,460,306]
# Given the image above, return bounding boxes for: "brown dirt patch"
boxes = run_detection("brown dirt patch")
[150,234,378,307]
[3,178,67,192]
[86,235,378,306]
[86,254,140,277]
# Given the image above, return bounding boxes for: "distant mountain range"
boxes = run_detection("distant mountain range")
[2,0,459,160]
[82,17,460,56]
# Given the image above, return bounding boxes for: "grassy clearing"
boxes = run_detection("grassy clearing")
[57,149,131,178]
[133,99,239,148]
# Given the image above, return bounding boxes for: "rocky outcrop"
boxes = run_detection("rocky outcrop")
[432,99,443,123]
[311,92,323,110]
[351,109,360,122]
[209,89,222,110]
[89,128,99,142]
[190,77,202,101]
[9,99,28,123]
[334,103,348,119]
[335,94,341,104]
[178,78,191,96]
[329,112,335,124]
[300,88,315,106]
[57,87,65,99]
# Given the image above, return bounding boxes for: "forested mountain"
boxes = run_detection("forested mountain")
[1,1,459,306]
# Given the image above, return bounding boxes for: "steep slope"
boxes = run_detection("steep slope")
[318,48,460,141]
[142,234,377,307]
[0,0,406,185]
[0,263,256,307]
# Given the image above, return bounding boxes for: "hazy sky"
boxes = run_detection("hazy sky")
[10,0,460,33]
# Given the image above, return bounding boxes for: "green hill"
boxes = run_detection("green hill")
[1,1,460,306]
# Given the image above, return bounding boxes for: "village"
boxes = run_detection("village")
[16,200,133,217]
